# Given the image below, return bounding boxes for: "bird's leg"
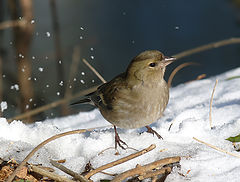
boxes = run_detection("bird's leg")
[114,125,128,150]
[145,126,163,139]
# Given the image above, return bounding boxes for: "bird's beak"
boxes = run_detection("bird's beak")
[162,56,176,66]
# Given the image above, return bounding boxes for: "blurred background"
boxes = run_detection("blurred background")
[0,0,240,122]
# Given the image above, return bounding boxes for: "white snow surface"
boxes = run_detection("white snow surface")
[1,68,240,181]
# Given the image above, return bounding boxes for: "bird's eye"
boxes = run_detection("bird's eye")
[149,62,156,67]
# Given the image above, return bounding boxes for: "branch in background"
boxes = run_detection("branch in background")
[0,19,27,30]
[65,46,81,98]
[7,85,100,122]
[8,0,35,122]
[50,159,90,182]
[193,137,240,158]
[6,126,112,182]
[172,37,240,59]
[82,58,107,83]
[62,46,81,115]
[167,62,199,88]
[111,156,180,182]
[50,0,64,97]
[84,144,156,179]
[209,79,218,129]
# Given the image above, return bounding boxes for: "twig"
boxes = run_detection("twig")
[167,62,198,87]
[50,0,64,97]
[209,79,218,129]
[6,126,112,182]
[195,74,207,81]
[50,159,89,182]
[30,165,75,182]
[193,137,240,158]
[7,85,100,122]
[0,19,27,30]
[84,144,156,179]
[82,58,106,83]
[138,166,171,180]
[172,37,240,59]
[62,46,81,115]
[111,156,180,182]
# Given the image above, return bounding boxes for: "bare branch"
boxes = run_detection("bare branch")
[173,37,240,60]
[50,159,89,182]
[138,166,171,180]
[111,156,180,182]
[30,165,75,182]
[82,58,106,83]
[84,144,156,179]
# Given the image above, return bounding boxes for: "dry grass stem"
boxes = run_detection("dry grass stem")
[7,85,100,122]
[193,137,240,158]
[6,126,112,182]
[82,58,106,83]
[50,159,89,182]
[172,37,240,59]
[111,156,180,182]
[84,144,156,179]
[168,62,198,87]
[209,79,218,129]
[30,165,75,182]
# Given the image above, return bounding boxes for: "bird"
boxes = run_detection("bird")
[72,50,176,149]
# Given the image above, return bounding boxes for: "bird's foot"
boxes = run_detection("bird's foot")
[114,126,128,150]
[145,126,163,139]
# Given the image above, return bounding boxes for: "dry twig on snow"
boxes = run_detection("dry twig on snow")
[6,126,112,182]
[84,144,156,179]
[50,159,89,182]
[111,156,180,181]
[193,137,240,158]
[30,165,75,182]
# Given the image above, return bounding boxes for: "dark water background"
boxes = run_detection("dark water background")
[1,0,240,120]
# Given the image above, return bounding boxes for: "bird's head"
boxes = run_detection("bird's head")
[126,50,176,85]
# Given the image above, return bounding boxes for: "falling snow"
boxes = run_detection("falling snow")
[38,67,44,72]
[46,32,51,37]
[10,84,19,91]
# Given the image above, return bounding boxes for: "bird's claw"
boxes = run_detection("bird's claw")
[145,126,163,139]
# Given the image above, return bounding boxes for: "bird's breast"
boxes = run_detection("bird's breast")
[100,81,169,129]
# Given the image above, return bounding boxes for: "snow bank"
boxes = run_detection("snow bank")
[1,67,240,181]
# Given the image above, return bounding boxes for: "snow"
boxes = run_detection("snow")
[0,101,7,112]
[1,68,240,181]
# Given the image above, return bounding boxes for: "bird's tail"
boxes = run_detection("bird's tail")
[70,98,92,105]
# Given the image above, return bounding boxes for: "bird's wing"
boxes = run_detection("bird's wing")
[91,73,127,110]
